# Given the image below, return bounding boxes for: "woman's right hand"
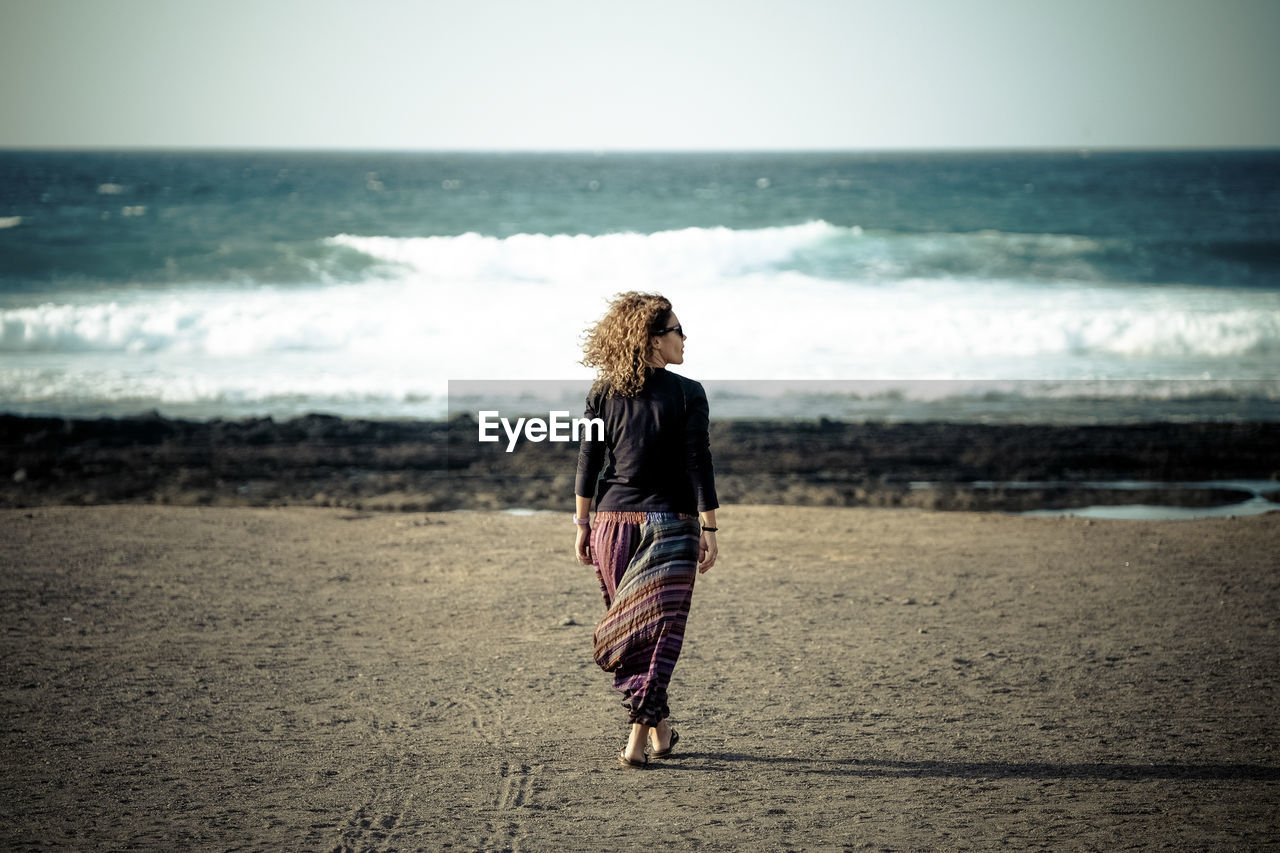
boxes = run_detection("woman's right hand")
[575,524,593,565]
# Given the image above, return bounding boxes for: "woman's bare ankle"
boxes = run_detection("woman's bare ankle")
[624,724,650,762]
[648,720,671,751]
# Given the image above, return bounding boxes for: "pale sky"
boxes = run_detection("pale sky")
[2,0,1278,150]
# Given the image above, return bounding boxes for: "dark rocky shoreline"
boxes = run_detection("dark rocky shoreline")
[2,412,1278,513]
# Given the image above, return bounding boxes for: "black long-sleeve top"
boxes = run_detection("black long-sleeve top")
[574,368,718,514]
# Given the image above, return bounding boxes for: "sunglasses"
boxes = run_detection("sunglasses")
[654,324,685,338]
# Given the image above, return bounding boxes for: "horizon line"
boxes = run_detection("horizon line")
[3,143,1279,156]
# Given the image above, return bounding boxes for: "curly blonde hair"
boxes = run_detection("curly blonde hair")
[580,291,673,397]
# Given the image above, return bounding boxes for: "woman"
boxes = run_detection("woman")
[573,291,719,769]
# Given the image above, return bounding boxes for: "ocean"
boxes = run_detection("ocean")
[1,149,1278,422]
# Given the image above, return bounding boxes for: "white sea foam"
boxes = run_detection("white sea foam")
[2,273,1276,366]
[4,223,1280,418]
[327,221,842,284]
[0,216,22,229]
[330,222,1125,286]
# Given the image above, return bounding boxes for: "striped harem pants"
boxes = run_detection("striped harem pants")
[591,511,700,726]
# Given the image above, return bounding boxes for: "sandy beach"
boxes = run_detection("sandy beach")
[2,504,1277,851]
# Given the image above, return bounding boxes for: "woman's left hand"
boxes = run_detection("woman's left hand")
[697,530,717,573]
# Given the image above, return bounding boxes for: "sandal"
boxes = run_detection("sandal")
[650,728,679,759]
[618,750,649,769]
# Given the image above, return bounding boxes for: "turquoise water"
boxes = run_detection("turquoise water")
[2,149,1278,420]
[1001,479,1280,520]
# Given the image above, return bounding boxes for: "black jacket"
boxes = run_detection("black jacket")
[575,368,718,514]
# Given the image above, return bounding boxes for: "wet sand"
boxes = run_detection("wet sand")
[2,505,1277,850]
